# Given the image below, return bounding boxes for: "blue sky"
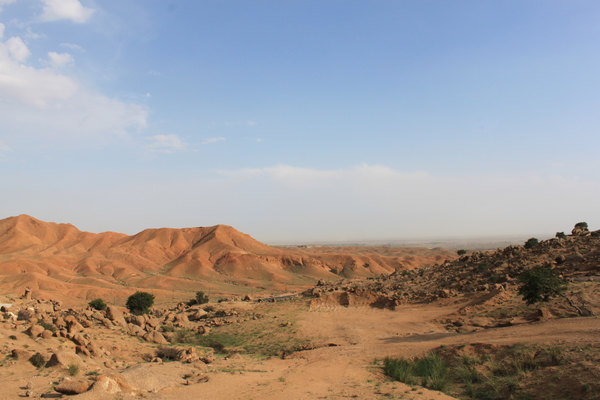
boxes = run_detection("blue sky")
[0,0,599,242]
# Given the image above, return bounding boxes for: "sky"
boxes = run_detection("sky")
[0,0,599,243]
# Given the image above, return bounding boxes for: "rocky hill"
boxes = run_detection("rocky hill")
[307,223,600,325]
[0,215,454,303]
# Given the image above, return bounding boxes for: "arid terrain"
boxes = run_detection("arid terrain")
[0,215,454,305]
[1,217,599,399]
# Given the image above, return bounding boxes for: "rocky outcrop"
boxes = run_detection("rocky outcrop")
[55,378,92,395]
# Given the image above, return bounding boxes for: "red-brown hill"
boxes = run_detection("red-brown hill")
[0,215,454,304]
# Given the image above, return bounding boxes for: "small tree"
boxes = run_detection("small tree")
[126,291,155,315]
[518,266,566,305]
[195,291,209,305]
[524,238,539,249]
[88,298,107,311]
[555,232,566,239]
[575,222,588,229]
[457,249,466,256]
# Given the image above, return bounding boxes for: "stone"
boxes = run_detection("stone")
[11,348,32,360]
[88,374,137,395]
[106,305,127,328]
[188,309,208,321]
[143,331,169,344]
[128,323,145,337]
[25,324,45,337]
[197,325,210,335]
[54,378,92,395]
[46,351,82,368]
[41,330,53,339]
[22,287,32,300]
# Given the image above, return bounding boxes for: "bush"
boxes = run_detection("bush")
[195,291,209,305]
[29,353,46,369]
[555,232,566,239]
[126,291,155,315]
[457,249,467,256]
[68,363,79,376]
[524,238,539,249]
[518,266,566,305]
[156,347,182,361]
[575,222,588,229]
[39,321,57,333]
[383,353,449,391]
[88,298,107,311]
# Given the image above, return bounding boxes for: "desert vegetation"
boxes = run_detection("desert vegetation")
[0,221,598,399]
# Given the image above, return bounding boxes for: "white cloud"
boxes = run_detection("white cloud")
[0,139,11,153]
[60,42,83,52]
[0,0,16,11]
[145,134,187,153]
[214,121,257,128]
[200,137,226,145]
[0,35,147,139]
[210,164,600,240]
[5,37,30,62]
[40,0,95,23]
[0,23,4,39]
[47,51,74,68]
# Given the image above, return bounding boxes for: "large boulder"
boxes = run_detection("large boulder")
[83,374,137,397]
[143,331,169,345]
[128,323,145,337]
[25,324,45,337]
[46,351,82,368]
[55,378,92,395]
[11,348,32,360]
[106,306,127,328]
[188,309,208,321]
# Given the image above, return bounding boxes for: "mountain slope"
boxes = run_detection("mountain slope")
[0,215,454,303]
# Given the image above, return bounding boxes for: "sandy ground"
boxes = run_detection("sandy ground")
[123,301,600,400]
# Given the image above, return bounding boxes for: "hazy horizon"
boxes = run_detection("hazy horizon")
[1,1,599,242]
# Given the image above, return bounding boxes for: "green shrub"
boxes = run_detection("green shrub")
[29,353,46,369]
[88,298,107,311]
[68,363,79,376]
[414,353,449,391]
[384,357,416,385]
[383,353,448,391]
[524,238,539,249]
[477,263,490,272]
[39,321,57,333]
[518,266,566,304]
[555,232,566,239]
[195,291,209,305]
[126,291,155,315]
[156,347,181,361]
[575,222,588,229]
[457,249,467,256]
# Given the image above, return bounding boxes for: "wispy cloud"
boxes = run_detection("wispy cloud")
[200,137,226,145]
[40,0,95,23]
[0,139,11,153]
[213,120,257,128]
[145,134,187,153]
[0,0,16,12]
[60,42,83,52]
[46,51,74,68]
[0,33,147,140]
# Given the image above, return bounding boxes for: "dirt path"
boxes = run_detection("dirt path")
[150,301,600,400]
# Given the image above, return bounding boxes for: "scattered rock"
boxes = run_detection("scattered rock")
[25,324,44,337]
[55,378,92,395]
[46,351,82,368]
